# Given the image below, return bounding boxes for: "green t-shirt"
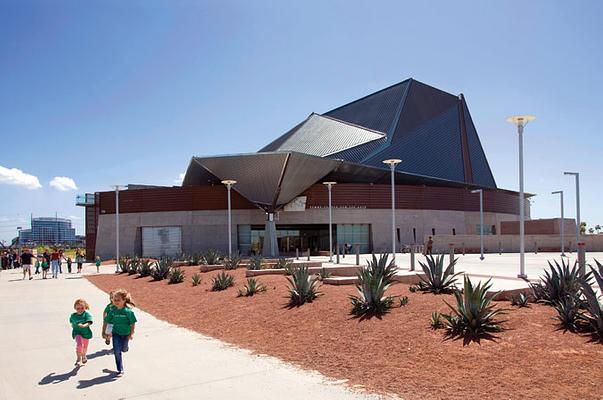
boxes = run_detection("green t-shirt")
[103,303,114,317]
[70,311,93,339]
[104,307,137,336]
[95,259,101,267]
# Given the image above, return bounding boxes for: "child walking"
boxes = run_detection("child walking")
[101,291,115,345]
[104,289,137,376]
[70,299,93,365]
[41,258,49,279]
[95,256,101,273]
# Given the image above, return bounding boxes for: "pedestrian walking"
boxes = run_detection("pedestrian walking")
[95,256,101,273]
[41,258,49,279]
[424,236,434,256]
[66,257,73,273]
[76,250,83,273]
[20,248,35,280]
[58,249,64,273]
[69,298,93,365]
[104,289,137,376]
[50,248,61,278]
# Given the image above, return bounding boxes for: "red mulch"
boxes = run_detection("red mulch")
[86,268,603,400]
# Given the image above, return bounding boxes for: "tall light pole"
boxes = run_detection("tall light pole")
[112,185,126,273]
[563,172,580,250]
[552,190,565,256]
[221,180,237,257]
[471,189,484,260]
[383,159,401,266]
[323,182,337,262]
[506,115,535,279]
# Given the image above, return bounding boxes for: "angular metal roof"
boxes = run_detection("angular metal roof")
[259,113,385,157]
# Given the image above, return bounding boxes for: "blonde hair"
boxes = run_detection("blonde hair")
[74,298,90,310]
[112,288,135,308]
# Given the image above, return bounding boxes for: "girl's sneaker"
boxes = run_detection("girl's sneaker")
[105,337,111,345]
[82,356,88,364]
[75,356,81,365]
[117,371,124,377]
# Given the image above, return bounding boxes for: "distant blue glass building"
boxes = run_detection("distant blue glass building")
[19,217,77,245]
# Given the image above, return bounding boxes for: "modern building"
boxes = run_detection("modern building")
[18,217,77,245]
[79,78,530,260]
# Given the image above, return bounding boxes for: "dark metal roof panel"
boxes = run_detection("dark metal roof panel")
[324,80,410,133]
[463,103,497,188]
[262,114,384,157]
[364,105,466,183]
[326,136,387,163]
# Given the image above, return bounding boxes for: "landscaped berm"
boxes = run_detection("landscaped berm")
[87,254,603,400]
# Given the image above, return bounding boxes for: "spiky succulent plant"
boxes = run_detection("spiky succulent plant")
[286,266,320,306]
[317,268,332,280]
[138,259,153,277]
[578,267,603,340]
[191,272,202,287]
[202,249,222,265]
[552,294,582,332]
[223,253,242,270]
[237,278,267,297]
[537,258,584,305]
[442,276,505,339]
[168,267,185,284]
[430,311,444,330]
[247,255,263,271]
[417,254,460,294]
[128,258,139,275]
[151,257,172,281]
[511,292,530,308]
[349,254,397,317]
[211,271,234,291]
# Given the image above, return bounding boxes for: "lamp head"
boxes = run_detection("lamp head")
[470,189,482,194]
[382,159,402,165]
[506,115,536,126]
[221,180,237,185]
[563,172,578,176]
[551,190,563,195]
[322,181,337,186]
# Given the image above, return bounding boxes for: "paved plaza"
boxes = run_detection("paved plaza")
[0,265,382,400]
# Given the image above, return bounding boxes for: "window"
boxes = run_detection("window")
[431,228,436,236]
[452,228,456,235]
[412,228,417,243]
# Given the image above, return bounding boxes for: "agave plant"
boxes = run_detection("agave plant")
[188,253,202,266]
[442,276,505,339]
[138,259,153,277]
[118,257,130,274]
[211,271,235,291]
[417,254,460,294]
[537,258,584,305]
[287,266,320,306]
[365,253,397,285]
[202,249,222,265]
[151,257,172,281]
[128,258,139,275]
[317,268,332,280]
[168,267,185,284]
[284,263,298,276]
[191,272,202,287]
[578,267,603,340]
[274,258,292,270]
[399,296,409,307]
[247,255,263,271]
[553,294,582,332]
[511,292,530,308]
[430,311,444,330]
[223,252,242,270]
[237,278,267,297]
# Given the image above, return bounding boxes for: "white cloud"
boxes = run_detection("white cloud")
[0,165,42,189]
[49,176,78,191]
[174,172,185,185]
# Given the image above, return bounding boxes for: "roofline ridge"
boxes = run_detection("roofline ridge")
[323,78,413,115]
[317,113,386,137]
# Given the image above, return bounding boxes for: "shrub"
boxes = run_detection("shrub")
[536,258,583,305]
[578,266,603,340]
[442,276,505,340]
[151,257,172,281]
[202,249,222,265]
[168,267,185,284]
[274,258,291,270]
[511,292,530,307]
[188,253,202,266]
[399,296,409,306]
[223,253,242,270]
[317,268,332,280]
[284,263,298,276]
[287,266,320,306]
[417,254,460,294]
[138,259,153,277]
[237,278,267,297]
[430,311,444,330]
[349,254,396,317]
[191,272,202,287]
[118,257,130,274]
[128,258,139,275]
[553,295,582,332]
[247,255,263,270]
[211,271,234,291]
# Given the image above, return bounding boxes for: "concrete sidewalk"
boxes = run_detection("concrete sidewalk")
[0,266,385,400]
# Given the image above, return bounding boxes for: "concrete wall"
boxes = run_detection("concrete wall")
[425,233,603,253]
[95,208,520,258]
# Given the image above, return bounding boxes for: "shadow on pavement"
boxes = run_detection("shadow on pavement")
[39,365,81,385]
[86,348,113,360]
[77,369,118,389]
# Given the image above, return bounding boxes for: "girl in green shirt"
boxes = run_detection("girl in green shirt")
[95,256,101,273]
[104,289,137,376]
[70,298,93,365]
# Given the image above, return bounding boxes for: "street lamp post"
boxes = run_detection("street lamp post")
[383,159,401,266]
[323,182,337,262]
[506,115,535,279]
[552,190,565,256]
[563,172,580,251]
[221,180,237,257]
[471,189,484,260]
[112,185,126,273]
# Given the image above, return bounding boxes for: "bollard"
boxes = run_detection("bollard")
[534,241,538,254]
[355,244,360,265]
[448,243,455,273]
[462,242,465,256]
[336,244,340,264]
[499,241,502,255]
[410,245,415,271]
[296,248,299,260]
[578,242,586,277]
[307,248,310,261]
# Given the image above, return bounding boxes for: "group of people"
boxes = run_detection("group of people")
[70,289,137,376]
[1,248,87,280]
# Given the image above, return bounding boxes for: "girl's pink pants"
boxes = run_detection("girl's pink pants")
[75,335,89,355]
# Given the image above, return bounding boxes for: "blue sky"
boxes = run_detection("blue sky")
[1,0,602,242]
